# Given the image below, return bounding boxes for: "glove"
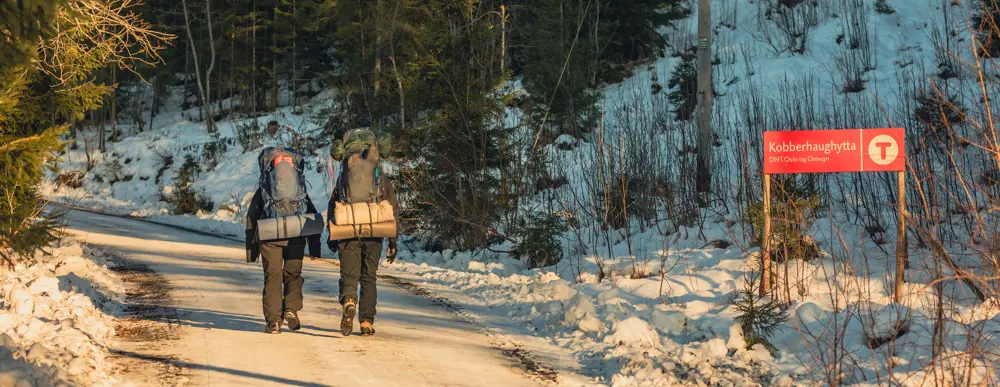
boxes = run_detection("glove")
[328,240,339,255]
[385,241,398,264]
[246,249,258,264]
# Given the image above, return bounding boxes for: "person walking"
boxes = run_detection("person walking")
[327,128,399,336]
[246,147,323,334]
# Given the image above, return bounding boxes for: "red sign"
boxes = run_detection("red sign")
[763,128,905,174]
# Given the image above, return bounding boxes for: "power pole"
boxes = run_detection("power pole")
[696,0,713,199]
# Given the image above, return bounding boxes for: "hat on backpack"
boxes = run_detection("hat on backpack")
[331,127,393,161]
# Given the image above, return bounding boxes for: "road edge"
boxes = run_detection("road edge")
[53,202,565,386]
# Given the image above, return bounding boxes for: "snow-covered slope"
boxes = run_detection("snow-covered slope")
[43,0,1000,385]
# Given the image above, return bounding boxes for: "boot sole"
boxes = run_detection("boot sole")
[284,313,301,331]
[341,305,356,336]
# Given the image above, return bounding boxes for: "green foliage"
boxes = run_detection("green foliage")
[512,0,689,137]
[746,176,823,263]
[201,132,228,170]
[510,212,568,269]
[236,120,265,153]
[0,0,70,265]
[137,0,334,115]
[667,49,698,121]
[331,0,518,250]
[731,274,789,353]
[874,0,896,15]
[0,128,65,266]
[167,155,214,215]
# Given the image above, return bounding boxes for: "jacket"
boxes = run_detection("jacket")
[245,188,323,262]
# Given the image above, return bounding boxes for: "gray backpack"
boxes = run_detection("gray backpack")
[338,146,381,204]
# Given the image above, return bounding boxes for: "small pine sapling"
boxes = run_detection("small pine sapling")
[731,274,790,353]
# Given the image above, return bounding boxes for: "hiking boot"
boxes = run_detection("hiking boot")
[360,321,375,336]
[283,309,301,331]
[265,321,281,334]
[341,300,357,336]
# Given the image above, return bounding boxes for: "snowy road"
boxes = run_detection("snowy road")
[61,208,543,387]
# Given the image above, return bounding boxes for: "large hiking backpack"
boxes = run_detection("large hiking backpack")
[255,147,324,241]
[328,129,396,240]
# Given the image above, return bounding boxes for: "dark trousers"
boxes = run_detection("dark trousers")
[338,239,382,323]
[260,240,305,323]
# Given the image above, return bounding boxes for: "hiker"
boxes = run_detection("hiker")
[327,128,399,336]
[246,147,324,334]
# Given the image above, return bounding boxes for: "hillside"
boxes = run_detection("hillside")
[43,0,1000,385]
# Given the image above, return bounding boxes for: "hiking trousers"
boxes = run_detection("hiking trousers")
[338,239,382,323]
[260,239,306,324]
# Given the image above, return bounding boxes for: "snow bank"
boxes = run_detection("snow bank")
[0,239,125,386]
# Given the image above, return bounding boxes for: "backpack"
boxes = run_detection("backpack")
[328,129,397,240]
[337,145,382,204]
[257,147,309,218]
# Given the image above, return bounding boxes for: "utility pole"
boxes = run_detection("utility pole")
[696,0,713,199]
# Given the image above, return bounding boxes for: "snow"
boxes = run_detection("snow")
[61,207,556,386]
[0,239,125,387]
[36,0,1000,385]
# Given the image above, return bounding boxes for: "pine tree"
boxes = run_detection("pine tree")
[1,0,169,265]
[667,49,698,121]
[0,0,69,265]
[511,0,690,138]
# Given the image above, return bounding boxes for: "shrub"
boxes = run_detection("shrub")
[510,212,568,269]
[236,119,265,153]
[913,89,967,131]
[166,155,214,215]
[731,274,790,353]
[201,132,228,171]
[57,171,85,188]
[874,0,895,15]
[746,175,823,263]
[667,49,698,121]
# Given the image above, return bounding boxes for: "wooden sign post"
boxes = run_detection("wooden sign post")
[761,128,907,301]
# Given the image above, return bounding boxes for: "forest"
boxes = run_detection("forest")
[9,0,1000,384]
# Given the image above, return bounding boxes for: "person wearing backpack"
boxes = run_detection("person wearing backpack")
[246,147,324,334]
[327,128,398,336]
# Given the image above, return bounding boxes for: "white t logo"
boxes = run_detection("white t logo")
[868,135,899,165]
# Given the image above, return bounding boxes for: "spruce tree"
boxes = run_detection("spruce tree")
[511,0,690,138]
[0,0,68,265]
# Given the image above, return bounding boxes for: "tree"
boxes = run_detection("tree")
[510,0,690,138]
[0,0,170,265]
[181,0,217,132]
[667,50,698,121]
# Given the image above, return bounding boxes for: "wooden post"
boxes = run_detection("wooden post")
[696,0,713,197]
[760,173,772,296]
[894,170,907,303]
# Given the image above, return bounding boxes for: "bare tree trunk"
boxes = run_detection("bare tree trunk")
[252,0,257,116]
[99,96,106,153]
[291,0,298,112]
[181,0,216,132]
[270,5,278,111]
[111,66,118,143]
[148,75,158,131]
[184,41,190,114]
[205,0,215,121]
